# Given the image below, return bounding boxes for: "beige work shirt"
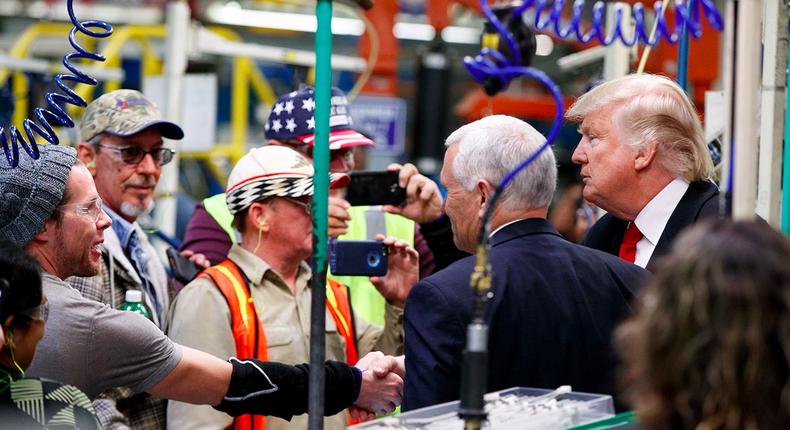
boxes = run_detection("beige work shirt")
[166,245,403,430]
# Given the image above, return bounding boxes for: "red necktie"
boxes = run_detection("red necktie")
[618,222,643,263]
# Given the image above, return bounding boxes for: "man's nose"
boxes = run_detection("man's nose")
[97,209,112,230]
[571,140,587,164]
[137,152,159,174]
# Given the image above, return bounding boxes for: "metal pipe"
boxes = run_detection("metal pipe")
[308,1,333,428]
[731,0,763,220]
[676,0,692,91]
[783,27,790,233]
[156,1,190,236]
[603,3,631,81]
[719,0,736,214]
[757,0,787,226]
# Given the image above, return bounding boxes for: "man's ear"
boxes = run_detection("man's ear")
[475,179,495,218]
[31,218,56,244]
[248,203,270,233]
[76,142,97,175]
[634,143,658,172]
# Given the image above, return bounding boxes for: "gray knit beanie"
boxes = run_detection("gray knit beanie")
[0,145,77,248]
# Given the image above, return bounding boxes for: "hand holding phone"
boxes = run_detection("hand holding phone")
[166,248,203,284]
[345,170,406,207]
[329,240,388,276]
[329,236,419,307]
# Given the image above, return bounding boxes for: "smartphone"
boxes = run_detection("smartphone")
[166,248,203,284]
[345,170,406,207]
[329,240,388,277]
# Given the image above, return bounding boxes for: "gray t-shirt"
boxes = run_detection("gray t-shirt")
[27,273,182,398]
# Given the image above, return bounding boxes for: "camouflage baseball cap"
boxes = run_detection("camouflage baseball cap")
[79,89,184,142]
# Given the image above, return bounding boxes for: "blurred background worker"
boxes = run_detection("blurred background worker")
[617,220,790,430]
[181,85,442,327]
[0,240,101,429]
[169,145,418,429]
[68,89,208,430]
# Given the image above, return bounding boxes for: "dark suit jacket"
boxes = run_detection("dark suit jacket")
[402,218,649,411]
[583,180,723,271]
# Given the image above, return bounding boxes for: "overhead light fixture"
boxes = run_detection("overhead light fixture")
[206,3,485,45]
[205,3,553,56]
[206,3,364,36]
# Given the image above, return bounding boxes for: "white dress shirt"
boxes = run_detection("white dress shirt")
[632,178,690,268]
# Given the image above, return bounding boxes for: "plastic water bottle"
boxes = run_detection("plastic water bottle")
[120,290,151,320]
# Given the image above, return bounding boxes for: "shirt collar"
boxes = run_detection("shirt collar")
[228,244,312,288]
[634,178,690,246]
[104,206,136,249]
[490,218,527,238]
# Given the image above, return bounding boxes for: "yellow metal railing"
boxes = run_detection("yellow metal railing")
[2,22,279,188]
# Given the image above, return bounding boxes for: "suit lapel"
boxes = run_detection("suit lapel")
[650,180,719,265]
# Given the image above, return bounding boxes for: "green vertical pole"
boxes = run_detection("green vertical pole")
[309,0,332,428]
[782,36,790,234]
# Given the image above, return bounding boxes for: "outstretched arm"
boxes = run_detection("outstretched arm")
[149,346,401,420]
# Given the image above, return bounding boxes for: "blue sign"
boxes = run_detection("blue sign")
[350,95,407,156]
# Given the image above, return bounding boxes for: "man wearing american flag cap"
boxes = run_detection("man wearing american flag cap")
[181,85,444,327]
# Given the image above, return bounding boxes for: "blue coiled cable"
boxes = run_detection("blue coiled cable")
[474,66,564,243]
[0,0,112,168]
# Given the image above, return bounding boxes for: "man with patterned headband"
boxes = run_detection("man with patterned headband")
[168,145,418,429]
[181,85,443,328]
[66,89,209,430]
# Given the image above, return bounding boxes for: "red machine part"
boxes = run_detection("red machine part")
[357,1,719,120]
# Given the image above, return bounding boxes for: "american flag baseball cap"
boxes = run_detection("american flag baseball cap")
[264,86,375,150]
[225,145,350,215]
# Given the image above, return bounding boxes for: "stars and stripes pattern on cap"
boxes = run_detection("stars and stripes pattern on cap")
[264,86,374,150]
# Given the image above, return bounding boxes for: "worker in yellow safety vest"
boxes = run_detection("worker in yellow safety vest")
[168,145,419,430]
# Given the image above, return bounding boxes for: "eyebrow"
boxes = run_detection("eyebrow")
[119,139,165,147]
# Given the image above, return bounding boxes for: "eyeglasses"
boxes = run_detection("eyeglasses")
[96,144,175,166]
[286,142,354,165]
[330,149,354,164]
[282,197,312,216]
[16,298,49,323]
[58,197,105,222]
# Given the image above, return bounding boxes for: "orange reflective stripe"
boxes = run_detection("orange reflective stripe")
[326,287,351,335]
[215,263,254,331]
[326,279,359,364]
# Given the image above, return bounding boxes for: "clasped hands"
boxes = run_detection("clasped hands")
[351,351,406,422]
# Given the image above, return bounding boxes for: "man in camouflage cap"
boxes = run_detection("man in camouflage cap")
[71,89,204,430]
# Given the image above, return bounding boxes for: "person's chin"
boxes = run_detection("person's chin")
[75,264,101,278]
[120,200,152,218]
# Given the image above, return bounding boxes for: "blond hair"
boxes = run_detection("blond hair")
[566,74,713,181]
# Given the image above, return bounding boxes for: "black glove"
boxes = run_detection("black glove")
[213,357,362,420]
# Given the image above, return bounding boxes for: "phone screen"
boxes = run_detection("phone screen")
[345,171,406,207]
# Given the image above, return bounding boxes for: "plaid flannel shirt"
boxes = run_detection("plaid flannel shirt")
[68,226,174,430]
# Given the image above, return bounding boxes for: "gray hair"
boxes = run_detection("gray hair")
[445,115,557,211]
[566,73,713,182]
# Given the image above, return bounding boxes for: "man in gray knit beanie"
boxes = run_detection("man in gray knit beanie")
[0,144,78,248]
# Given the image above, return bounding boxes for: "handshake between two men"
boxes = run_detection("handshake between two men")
[212,350,406,423]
